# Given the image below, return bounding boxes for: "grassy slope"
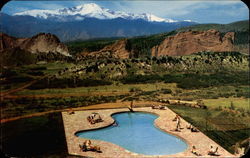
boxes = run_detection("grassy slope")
[14,82,175,95]
[1,62,74,92]
[203,97,250,110]
[177,20,249,32]
[168,105,250,153]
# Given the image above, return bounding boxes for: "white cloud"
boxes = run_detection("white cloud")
[111,0,246,19]
[34,3,65,10]
[215,4,249,17]
[115,1,201,17]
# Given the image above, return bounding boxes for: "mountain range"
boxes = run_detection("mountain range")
[13,3,184,23]
[0,3,196,41]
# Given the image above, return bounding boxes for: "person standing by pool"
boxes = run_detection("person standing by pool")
[128,100,134,112]
[85,140,92,150]
[208,146,220,156]
[176,115,181,131]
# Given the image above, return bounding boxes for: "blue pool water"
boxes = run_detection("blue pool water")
[76,112,187,155]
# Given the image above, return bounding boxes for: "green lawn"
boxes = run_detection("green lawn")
[203,97,250,110]
[23,62,75,75]
[167,105,250,153]
[14,82,177,95]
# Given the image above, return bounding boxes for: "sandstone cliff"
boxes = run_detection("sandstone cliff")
[0,33,26,50]
[80,39,130,59]
[0,33,70,56]
[151,29,235,56]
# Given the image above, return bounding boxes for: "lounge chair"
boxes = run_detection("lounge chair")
[79,144,87,152]
[90,145,102,153]
[152,105,166,110]
[151,105,158,109]
[159,105,166,110]
[93,113,103,123]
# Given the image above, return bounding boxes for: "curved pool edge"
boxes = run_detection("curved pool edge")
[75,110,189,156]
[134,109,192,156]
[62,106,236,158]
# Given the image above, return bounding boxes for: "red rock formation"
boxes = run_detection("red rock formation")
[151,29,235,56]
[0,33,26,51]
[0,33,70,56]
[81,39,130,59]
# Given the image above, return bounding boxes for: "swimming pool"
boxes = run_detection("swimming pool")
[76,112,187,155]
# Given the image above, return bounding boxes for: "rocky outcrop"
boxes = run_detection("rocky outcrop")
[81,39,130,59]
[151,29,235,56]
[0,33,26,50]
[0,33,70,56]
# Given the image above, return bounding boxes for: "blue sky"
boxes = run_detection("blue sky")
[1,0,249,24]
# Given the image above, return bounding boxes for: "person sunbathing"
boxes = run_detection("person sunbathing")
[152,105,159,109]
[79,140,90,151]
[191,146,201,156]
[159,105,166,110]
[187,124,192,129]
[89,113,103,123]
[67,108,75,115]
[191,126,199,132]
[152,105,166,110]
[95,114,103,123]
[80,140,102,153]
[87,116,95,124]
[208,146,220,156]
[90,113,96,119]
[90,145,101,152]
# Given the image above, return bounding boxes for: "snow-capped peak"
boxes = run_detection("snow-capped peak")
[183,20,192,22]
[142,13,178,23]
[13,3,181,23]
[14,9,57,19]
[65,3,104,15]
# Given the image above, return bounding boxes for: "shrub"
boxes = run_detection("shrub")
[229,101,235,110]
[215,106,222,111]
[129,87,142,92]
[121,74,162,84]
[164,72,249,89]
[161,88,172,94]
[27,71,45,76]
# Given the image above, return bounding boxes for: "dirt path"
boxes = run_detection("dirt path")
[0,75,49,98]
[0,80,38,97]
[0,101,159,123]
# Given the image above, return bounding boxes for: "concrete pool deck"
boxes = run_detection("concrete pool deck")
[62,106,237,157]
